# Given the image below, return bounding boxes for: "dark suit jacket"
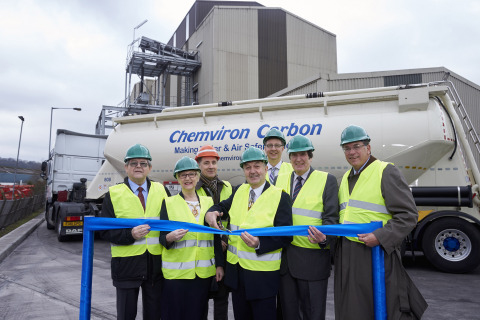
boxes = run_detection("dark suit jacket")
[99,177,171,287]
[279,168,339,281]
[208,181,293,300]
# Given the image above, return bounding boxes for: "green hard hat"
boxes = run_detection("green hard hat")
[124,144,152,162]
[173,156,200,178]
[240,147,268,168]
[340,125,371,145]
[288,135,315,154]
[263,128,286,145]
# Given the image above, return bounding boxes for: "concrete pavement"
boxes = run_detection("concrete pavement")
[0,214,44,262]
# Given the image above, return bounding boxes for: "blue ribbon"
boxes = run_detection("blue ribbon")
[84,217,381,237]
[79,217,386,320]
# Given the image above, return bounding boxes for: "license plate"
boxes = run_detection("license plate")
[63,221,83,227]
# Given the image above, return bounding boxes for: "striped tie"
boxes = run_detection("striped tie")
[269,167,277,183]
[292,176,303,202]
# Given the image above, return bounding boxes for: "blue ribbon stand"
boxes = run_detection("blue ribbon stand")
[79,217,386,320]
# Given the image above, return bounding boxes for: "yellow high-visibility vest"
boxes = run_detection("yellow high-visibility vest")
[110,182,167,257]
[227,184,283,271]
[339,160,391,243]
[276,170,329,249]
[162,194,216,279]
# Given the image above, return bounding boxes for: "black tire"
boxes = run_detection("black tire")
[56,216,67,242]
[45,205,54,230]
[422,217,480,273]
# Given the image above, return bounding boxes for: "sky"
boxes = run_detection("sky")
[1,0,479,163]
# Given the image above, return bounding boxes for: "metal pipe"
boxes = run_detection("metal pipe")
[12,116,25,199]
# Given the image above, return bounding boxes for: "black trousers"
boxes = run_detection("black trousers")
[205,278,230,320]
[279,272,328,320]
[231,270,276,320]
[116,279,162,320]
[161,277,211,320]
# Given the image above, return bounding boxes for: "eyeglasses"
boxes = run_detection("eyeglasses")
[265,143,284,149]
[129,161,149,167]
[342,144,366,153]
[178,172,197,179]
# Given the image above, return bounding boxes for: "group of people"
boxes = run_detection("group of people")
[100,125,428,320]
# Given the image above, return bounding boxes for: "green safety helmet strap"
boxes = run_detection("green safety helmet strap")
[263,128,286,145]
[174,156,200,178]
[288,135,315,154]
[240,147,268,168]
[124,144,152,162]
[340,125,371,145]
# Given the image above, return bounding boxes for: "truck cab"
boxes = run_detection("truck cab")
[42,129,107,241]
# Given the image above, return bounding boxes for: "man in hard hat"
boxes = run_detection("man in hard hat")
[99,144,170,320]
[335,125,427,320]
[205,147,293,320]
[276,134,339,320]
[263,128,292,185]
[195,145,232,320]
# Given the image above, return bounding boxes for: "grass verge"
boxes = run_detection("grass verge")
[0,210,42,238]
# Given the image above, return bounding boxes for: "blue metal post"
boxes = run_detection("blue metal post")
[371,221,387,320]
[79,221,94,320]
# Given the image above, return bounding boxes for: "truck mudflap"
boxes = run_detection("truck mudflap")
[55,202,88,242]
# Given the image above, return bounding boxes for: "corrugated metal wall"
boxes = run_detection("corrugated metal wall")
[214,7,259,102]
[169,1,263,48]
[286,15,337,87]
[186,9,216,104]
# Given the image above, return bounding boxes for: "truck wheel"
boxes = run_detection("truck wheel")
[56,216,67,242]
[45,205,54,230]
[422,217,480,273]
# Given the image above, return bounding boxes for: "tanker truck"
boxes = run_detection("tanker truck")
[86,82,480,273]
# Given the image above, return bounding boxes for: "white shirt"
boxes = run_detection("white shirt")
[267,161,283,177]
[249,181,266,203]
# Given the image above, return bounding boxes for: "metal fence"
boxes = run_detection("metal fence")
[0,195,45,229]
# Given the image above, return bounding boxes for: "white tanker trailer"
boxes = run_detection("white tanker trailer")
[87,83,480,273]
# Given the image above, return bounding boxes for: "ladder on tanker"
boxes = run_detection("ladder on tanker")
[434,78,480,157]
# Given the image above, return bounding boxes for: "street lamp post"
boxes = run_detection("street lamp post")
[48,107,82,160]
[12,116,25,199]
[133,19,148,44]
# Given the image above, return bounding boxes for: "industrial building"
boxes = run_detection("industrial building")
[98,0,480,165]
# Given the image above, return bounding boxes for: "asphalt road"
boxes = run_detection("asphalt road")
[0,221,479,319]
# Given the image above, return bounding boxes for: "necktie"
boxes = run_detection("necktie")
[292,176,303,202]
[248,189,255,210]
[269,167,277,183]
[137,187,146,211]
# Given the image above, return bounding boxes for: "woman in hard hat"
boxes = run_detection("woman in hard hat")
[159,156,224,320]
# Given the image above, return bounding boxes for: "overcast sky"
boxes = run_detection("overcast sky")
[1,0,479,163]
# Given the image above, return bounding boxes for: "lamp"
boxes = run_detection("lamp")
[133,19,148,44]
[48,107,82,160]
[12,116,25,199]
